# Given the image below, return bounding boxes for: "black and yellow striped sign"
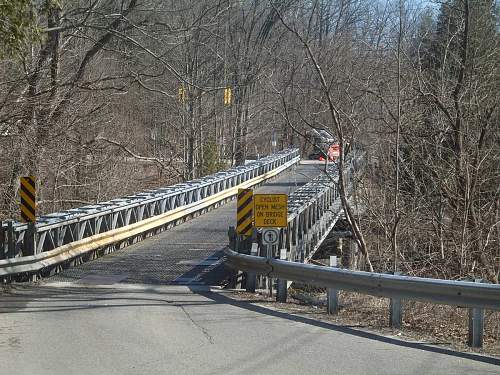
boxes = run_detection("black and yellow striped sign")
[236,188,253,237]
[20,176,36,223]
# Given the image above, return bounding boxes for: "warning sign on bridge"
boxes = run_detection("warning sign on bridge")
[254,194,288,228]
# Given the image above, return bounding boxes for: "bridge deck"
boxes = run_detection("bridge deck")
[48,162,321,287]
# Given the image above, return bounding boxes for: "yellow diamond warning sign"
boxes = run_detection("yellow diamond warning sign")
[254,194,288,228]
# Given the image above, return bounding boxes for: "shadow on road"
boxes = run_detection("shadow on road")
[0,285,219,314]
[191,287,500,367]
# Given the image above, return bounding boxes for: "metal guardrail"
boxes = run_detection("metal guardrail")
[0,149,300,274]
[224,248,500,311]
[226,154,498,347]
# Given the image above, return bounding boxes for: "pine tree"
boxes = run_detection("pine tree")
[428,0,497,79]
[0,0,37,57]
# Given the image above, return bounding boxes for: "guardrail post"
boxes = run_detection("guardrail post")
[468,279,484,348]
[336,238,343,259]
[390,298,402,328]
[238,234,254,289]
[276,248,288,303]
[327,256,339,314]
[24,222,36,257]
[7,221,15,258]
[228,225,253,289]
[390,272,402,328]
[228,226,236,250]
[0,222,4,260]
[245,243,258,293]
[234,235,243,289]
[348,240,359,270]
[24,222,38,282]
[227,226,239,288]
[296,240,303,262]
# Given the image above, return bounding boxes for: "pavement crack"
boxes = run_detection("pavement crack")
[179,305,214,344]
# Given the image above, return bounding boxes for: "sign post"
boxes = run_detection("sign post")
[235,188,253,289]
[254,194,288,297]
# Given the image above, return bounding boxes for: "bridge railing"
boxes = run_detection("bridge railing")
[0,149,299,267]
[257,154,359,263]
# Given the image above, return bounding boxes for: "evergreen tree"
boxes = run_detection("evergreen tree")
[0,0,37,57]
[427,0,497,78]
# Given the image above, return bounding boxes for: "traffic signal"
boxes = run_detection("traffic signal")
[223,87,232,105]
[178,86,186,103]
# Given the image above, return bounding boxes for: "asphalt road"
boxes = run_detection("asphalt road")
[0,162,498,374]
[1,284,498,375]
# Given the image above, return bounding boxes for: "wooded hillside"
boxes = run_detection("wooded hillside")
[0,0,498,282]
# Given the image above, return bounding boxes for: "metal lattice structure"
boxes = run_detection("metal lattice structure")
[264,158,358,263]
[0,149,299,261]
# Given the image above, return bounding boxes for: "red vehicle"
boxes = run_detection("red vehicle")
[327,144,340,160]
[307,129,340,161]
[309,143,340,161]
